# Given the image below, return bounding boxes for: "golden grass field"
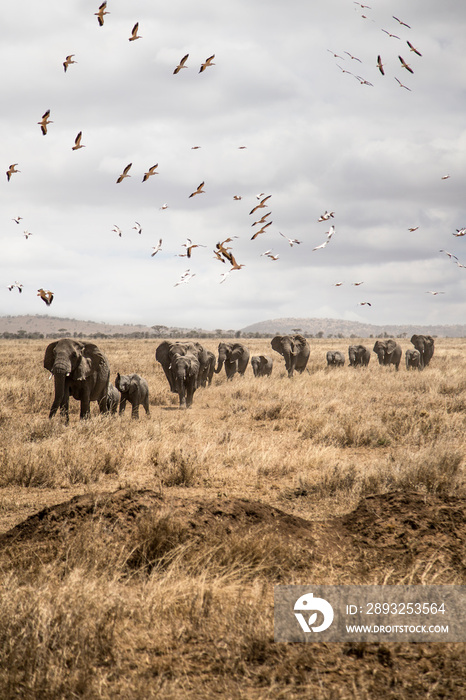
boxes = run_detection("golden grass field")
[0,337,464,698]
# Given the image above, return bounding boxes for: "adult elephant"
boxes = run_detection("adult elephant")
[170,353,200,408]
[271,334,310,378]
[251,355,273,377]
[410,334,434,369]
[214,342,250,380]
[44,338,110,421]
[348,344,370,367]
[156,340,209,392]
[373,339,402,371]
[405,348,421,370]
[200,350,216,387]
[326,350,345,367]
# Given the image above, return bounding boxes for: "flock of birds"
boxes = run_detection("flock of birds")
[4,2,465,311]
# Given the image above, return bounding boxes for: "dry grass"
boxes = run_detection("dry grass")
[0,337,465,698]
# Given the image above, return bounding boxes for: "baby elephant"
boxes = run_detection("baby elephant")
[106,382,120,414]
[405,348,421,370]
[326,350,345,367]
[251,355,273,377]
[115,373,150,419]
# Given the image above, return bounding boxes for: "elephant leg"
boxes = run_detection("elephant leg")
[225,360,236,380]
[143,397,151,416]
[119,398,127,415]
[80,388,91,419]
[186,380,196,408]
[131,402,140,420]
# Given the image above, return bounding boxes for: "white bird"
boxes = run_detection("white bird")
[219,270,232,283]
[132,221,142,234]
[398,55,414,74]
[260,249,273,256]
[199,54,215,73]
[344,51,362,62]
[327,49,344,59]
[312,241,329,251]
[279,231,301,246]
[407,41,422,57]
[6,164,20,181]
[180,238,206,258]
[393,16,411,29]
[326,225,335,238]
[23,230,32,239]
[63,55,77,72]
[174,270,196,286]
[256,192,266,199]
[116,163,132,183]
[72,131,85,150]
[453,228,466,237]
[426,291,445,295]
[377,55,385,75]
[381,29,400,39]
[173,54,189,74]
[160,203,169,210]
[395,77,411,91]
[189,181,205,197]
[441,174,451,180]
[318,210,334,222]
[112,225,122,237]
[151,239,162,256]
[358,301,372,306]
[439,250,458,260]
[8,281,23,293]
[142,164,158,181]
[12,216,23,224]
[129,23,141,41]
[38,109,53,135]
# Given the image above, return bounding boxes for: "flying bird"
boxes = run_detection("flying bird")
[395,76,411,91]
[439,250,458,260]
[189,181,205,197]
[129,23,141,41]
[142,164,158,181]
[23,230,32,239]
[344,51,362,62]
[37,288,53,306]
[256,193,266,199]
[233,195,242,200]
[406,41,422,56]
[191,146,201,150]
[6,164,20,181]
[318,210,334,222]
[393,16,411,29]
[408,226,419,232]
[251,221,272,240]
[112,225,122,237]
[12,216,22,224]
[441,174,451,180]
[174,270,196,287]
[199,54,215,73]
[249,195,272,215]
[398,56,414,73]
[381,29,400,39]
[8,281,23,293]
[181,238,206,258]
[159,203,168,210]
[132,222,142,234]
[426,291,445,295]
[116,163,132,183]
[38,110,53,135]
[151,239,162,256]
[72,131,85,150]
[94,2,109,26]
[279,231,301,246]
[358,301,372,306]
[327,49,344,59]
[312,241,329,251]
[352,282,364,286]
[265,253,279,261]
[63,55,77,72]
[326,225,335,239]
[238,146,247,149]
[173,53,189,74]
[354,75,374,86]
[252,211,272,226]
[376,56,385,75]
[453,228,466,237]
[333,282,344,286]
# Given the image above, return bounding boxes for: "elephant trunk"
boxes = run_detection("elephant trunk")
[214,357,224,374]
[49,371,66,418]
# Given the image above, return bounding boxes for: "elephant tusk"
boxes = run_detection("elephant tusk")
[48,372,53,380]
[66,372,71,377]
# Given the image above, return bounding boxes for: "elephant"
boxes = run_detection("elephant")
[170,353,200,408]
[410,334,434,369]
[373,339,402,371]
[348,344,370,368]
[251,355,273,377]
[44,338,110,421]
[106,382,120,414]
[405,348,421,370]
[214,342,250,380]
[199,350,216,387]
[156,341,209,392]
[271,334,310,378]
[115,373,150,419]
[326,350,345,367]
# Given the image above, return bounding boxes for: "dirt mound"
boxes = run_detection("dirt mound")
[338,490,466,573]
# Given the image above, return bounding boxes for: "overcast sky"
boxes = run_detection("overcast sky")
[2,0,466,330]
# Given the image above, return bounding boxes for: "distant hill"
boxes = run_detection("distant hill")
[240,317,466,338]
[1,315,465,339]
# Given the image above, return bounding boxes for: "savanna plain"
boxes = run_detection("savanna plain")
[0,337,464,699]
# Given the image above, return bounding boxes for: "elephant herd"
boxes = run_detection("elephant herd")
[330,335,435,372]
[43,334,435,419]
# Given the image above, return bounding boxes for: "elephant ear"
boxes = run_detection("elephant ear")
[188,356,200,376]
[410,334,419,345]
[386,339,397,355]
[271,336,283,354]
[43,341,58,371]
[293,334,307,349]
[73,343,109,380]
